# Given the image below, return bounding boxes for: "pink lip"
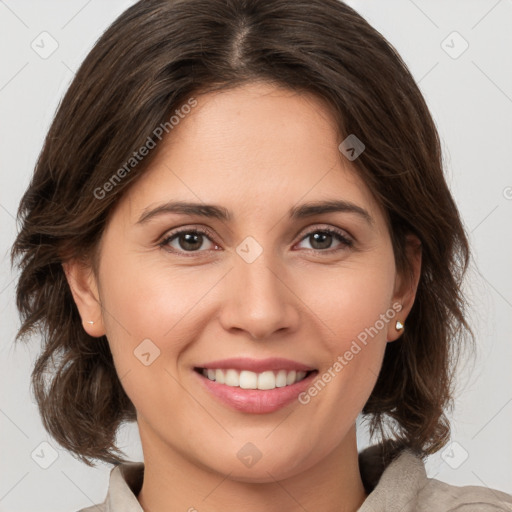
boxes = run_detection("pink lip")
[193,368,318,414]
[195,357,315,373]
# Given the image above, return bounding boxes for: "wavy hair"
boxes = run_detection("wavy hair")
[11,0,472,466]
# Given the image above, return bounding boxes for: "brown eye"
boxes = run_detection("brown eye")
[175,232,206,251]
[296,228,353,252]
[159,228,219,255]
[309,232,334,250]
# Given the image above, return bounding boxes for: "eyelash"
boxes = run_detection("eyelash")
[158,225,354,257]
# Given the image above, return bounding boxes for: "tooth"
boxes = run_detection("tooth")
[275,370,287,387]
[224,369,239,387]
[286,370,296,385]
[204,367,311,388]
[257,370,276,390]
[239,370,258,389]
[296,371,307,382]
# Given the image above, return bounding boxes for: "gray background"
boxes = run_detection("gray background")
[1,1,511,510]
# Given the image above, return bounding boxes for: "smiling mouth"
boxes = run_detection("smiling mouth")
[194,367,317,390]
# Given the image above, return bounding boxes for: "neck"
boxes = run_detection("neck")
[137,423,367,512]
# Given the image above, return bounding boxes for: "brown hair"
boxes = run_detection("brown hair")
[11,0,472,467]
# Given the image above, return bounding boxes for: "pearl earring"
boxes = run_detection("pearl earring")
[86,321,95,325]
[395,320,404,331]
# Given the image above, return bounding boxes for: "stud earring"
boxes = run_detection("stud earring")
[86,320,95,325]
[395,320,404,331]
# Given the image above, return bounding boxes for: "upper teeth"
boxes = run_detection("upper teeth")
[201,368,308,390]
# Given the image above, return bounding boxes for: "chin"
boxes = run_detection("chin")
[201,445,316,483]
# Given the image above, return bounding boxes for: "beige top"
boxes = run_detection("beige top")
[77,445,512,511]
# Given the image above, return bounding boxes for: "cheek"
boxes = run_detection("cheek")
[96,256,210,425]
[294,256,396,413]
[99,249,219,343]
[96,249,234,416]
[299,255,396,351]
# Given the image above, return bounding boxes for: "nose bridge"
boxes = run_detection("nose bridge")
[219,243,299,339]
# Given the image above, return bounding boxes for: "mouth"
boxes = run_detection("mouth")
[193,364,319,414]
[193,367,317,390]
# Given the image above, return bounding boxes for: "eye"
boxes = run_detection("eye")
[295,227,354,253]
[159,227,219,255]
[158,225,354,257]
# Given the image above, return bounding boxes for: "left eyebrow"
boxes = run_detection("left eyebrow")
[289,200,374,226]
[136,199,374,226]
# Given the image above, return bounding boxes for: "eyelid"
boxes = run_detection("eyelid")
[159,224,217,241]
[295,223,354,243]
[157,225,219,255]
[158,223,355,255]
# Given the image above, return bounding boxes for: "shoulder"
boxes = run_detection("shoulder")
[417,477,512,511]
[71,462,145,512]
[358,443,512,512]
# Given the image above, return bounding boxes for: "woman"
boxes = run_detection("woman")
[11,0,512,510]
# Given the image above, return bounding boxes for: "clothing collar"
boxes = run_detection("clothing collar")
[357,445,427,512]
[105,461,144,512]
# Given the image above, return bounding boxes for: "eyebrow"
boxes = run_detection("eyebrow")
[136,199,374,226]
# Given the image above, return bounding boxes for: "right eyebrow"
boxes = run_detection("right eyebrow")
[136,201,231,224]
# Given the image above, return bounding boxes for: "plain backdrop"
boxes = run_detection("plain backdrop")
[0,1,511,511]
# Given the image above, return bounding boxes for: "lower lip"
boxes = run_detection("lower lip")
[194,369,318,414]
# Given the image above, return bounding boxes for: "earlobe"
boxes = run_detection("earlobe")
[387,234,422,342]
[62,260,105,337]
[387,315,406,343]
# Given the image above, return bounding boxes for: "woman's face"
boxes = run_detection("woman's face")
[76,82,417,481]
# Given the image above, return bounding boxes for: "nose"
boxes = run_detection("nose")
[218,250,300,340]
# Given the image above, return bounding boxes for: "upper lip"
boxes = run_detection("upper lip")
[195,357,316,373]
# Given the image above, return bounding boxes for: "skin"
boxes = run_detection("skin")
[64,82,421,512]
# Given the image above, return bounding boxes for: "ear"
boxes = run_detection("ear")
[387,234,422,342]
[62,259,105,337]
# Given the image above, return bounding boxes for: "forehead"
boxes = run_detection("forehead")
[118,82,385,229]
